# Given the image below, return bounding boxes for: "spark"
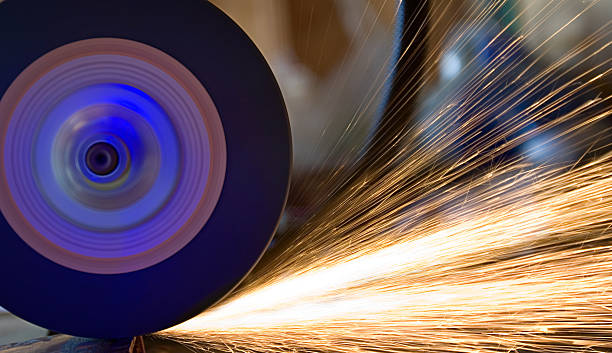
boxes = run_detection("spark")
[160,0,611,351]
[163,157,612,352]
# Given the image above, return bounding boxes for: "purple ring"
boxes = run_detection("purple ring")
[0,38,227,274]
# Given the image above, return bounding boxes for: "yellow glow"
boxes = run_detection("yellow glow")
[161,0,611,351]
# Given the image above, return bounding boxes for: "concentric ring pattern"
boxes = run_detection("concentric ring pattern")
[0,38,227,274]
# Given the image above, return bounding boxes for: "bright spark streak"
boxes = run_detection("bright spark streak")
[163,157,612,352]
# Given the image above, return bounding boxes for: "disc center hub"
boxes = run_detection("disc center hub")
[86,142,119,176]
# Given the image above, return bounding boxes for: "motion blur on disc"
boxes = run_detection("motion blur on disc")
[0,0,290,338]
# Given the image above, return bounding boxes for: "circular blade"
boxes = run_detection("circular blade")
[0,0,291,338]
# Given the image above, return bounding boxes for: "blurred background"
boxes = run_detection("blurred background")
[1,0,611,348]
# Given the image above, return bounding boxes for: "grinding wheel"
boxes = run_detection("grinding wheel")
[0,0,291,338]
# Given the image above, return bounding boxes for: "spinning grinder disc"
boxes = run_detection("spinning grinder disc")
[0,0,291,338]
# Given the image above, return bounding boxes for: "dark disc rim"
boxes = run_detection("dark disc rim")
[0,0,291,338]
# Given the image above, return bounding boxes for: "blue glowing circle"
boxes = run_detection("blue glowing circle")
[38,84,180,229]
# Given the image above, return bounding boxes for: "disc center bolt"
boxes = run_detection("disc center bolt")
[85,142,119,176]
